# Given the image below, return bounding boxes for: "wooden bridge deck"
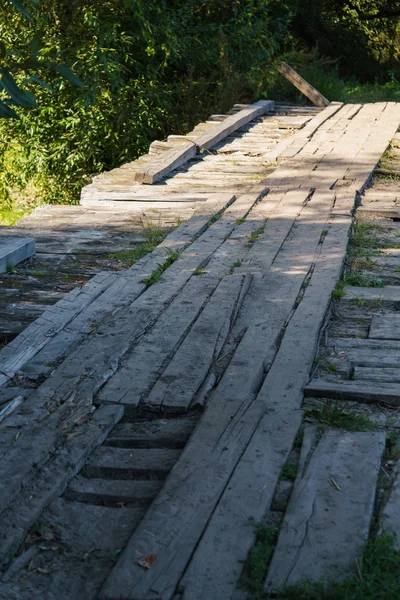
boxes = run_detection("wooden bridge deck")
[0,101,400,599]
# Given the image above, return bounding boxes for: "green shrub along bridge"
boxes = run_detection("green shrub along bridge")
[0,98,400,599]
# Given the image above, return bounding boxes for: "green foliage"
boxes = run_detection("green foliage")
[305,403,376,431]
[278,534,400,600]
[240,523,281,597]
[0,0,289,214]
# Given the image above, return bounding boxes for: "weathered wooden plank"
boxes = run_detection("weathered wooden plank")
[369,314,400,340]
[0,236,35,273]
[107,414,198,448]
[265,429,385,592]
[13,194,234,381]
[135,101,274,185]
[64,477,162,506]
[96,276,220,408]
[99,200,344,600]
[0,499,145,600]
[327,337,400,351]
[195,100,274,151]
[342,285,400,306]
[305,378,400,404]
[142,274,251,411]
[0,404,123,568]
[354,366,400,383]
[358,206,400,219]
[180,214,353,600]
[135,141,197,185]
[0,272,117,387]
[83,446,180,478]
[278,62,330,107]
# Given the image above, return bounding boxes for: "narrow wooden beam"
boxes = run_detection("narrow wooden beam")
[135,141,197,185]
[278,62,330,107]
[135,100,274,184]
[195,99,274,151]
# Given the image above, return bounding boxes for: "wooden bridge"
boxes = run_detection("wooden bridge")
[1,98,400,599]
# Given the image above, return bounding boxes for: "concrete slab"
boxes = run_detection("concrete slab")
[0,236,35,273]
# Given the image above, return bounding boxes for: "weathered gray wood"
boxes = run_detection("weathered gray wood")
[0,271,116,386]
[369,314,400,340]
[305,378,400,404]
[180,214,353,600]
[99,201,347,600]
[278,62,330,107]
[144,274,251,411]
[342,285,400,306]
[96,275,221,408]
[11,194,234,382]
[0,396,23,424]
[107,414,198,448]
[65,477,162,505]
[195,100,274,151]
[265,429,385,591]
[135,101,274,185]
[0,189,263,518]
[354,366,400,383]
[328,337,400,351]
[0,236,35,273]
[83,446,180,478]
[135,141,197,184]
[0,404,123,568]
[332,347,400,368]
[357,206,400,219]
[0,499,145,600]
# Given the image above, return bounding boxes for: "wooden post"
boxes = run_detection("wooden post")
[278,61,330,107]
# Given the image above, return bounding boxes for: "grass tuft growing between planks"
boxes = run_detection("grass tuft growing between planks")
[276,534,400,600]
[304,402,376,432]
[240,523,281,598]
[107,224,167,268]
[142,249,181,286]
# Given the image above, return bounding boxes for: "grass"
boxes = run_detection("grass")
[193,267,206,276]
[385,432,400,461]
[142,249,181,286]
[246,225,265,248]
[277,534,400,600]
[305,403,376,432]
[350,222,384,249]
[236,217,246,225]
[239,523,281,598]
[281,459,298,482]
[108,224,167,267]
[342,273,384,288]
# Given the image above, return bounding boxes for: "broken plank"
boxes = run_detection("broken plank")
[265,429,385,591]
[305,378,400,405]
[180,215,353,600]
[99,204,346,600]
[278,62,330,107]
[0,404,123,568]
[96,275,220,408]
[143,274,251,411]
[14,194,234,381]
